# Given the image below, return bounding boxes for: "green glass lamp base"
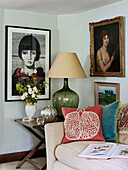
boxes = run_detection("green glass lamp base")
[52,78,79,119]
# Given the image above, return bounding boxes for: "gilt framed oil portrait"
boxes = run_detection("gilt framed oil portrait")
[89,16,125,77]
[5,25,51,101]
[94,82,120,105]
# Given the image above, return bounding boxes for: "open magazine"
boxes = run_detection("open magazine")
[78,143,128,159]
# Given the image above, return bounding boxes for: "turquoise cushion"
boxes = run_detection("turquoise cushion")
[102,101,120,142]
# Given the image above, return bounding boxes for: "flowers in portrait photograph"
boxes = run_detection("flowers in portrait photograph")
[16,69,48,104]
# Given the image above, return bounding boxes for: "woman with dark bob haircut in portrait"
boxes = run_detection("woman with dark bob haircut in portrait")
[12,34,45,95]
[96,30,116,73]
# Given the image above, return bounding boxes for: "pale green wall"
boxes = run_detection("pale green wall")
[0,9,2,154]
[58,0,128,108]
[0,9,59,154]
[1,0,128,155]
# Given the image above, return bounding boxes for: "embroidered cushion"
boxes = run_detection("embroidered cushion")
[62,105,105,144]
[117,103,128,144]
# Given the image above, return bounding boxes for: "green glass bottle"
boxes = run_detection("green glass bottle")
[52,78,79,119]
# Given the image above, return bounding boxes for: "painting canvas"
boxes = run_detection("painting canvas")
[95,82,120,105]
[5,25,51,101]
[89,16,125,77]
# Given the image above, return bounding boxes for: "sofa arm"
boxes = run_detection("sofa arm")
[45,122,64,170]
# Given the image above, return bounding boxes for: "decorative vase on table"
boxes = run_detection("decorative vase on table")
[15,69,48,121]
[40,105,57,122]
[25,102,36,121]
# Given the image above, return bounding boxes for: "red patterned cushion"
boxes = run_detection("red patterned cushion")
[62,106,105,144]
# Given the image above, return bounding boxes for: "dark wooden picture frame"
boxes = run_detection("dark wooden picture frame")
[94,82,120,105]
[5,25,51,101]
[89,16,125,77]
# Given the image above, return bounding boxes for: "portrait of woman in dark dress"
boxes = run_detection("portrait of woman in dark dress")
[96,30,116,73]
[12,34,45,95]
[90,16,124,77]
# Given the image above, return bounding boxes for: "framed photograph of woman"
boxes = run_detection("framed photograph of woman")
[89,16,125,77]
[5,25,51,101]
[94,82,120,105]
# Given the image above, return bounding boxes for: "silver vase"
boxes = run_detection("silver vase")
[40,105,57,122]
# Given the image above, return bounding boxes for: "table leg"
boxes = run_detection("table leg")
[23,125,43,140]
[26,158,46,169]
[16,140,43,169]
[41,164,47,170]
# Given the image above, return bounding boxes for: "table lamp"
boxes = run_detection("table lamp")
[47,52,87,118]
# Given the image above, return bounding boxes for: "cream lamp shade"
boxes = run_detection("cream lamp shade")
[47,52,87,78]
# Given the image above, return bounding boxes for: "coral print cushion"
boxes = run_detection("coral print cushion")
[62,106,105,144]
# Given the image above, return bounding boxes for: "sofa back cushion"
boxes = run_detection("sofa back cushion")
[62,105,105,144]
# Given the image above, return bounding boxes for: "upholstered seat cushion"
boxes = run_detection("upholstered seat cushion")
[55,141,128,170]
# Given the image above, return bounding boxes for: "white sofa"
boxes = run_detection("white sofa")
[45,122,128,170]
